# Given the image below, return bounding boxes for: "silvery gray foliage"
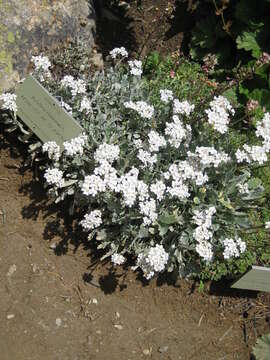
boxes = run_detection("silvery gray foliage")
[0,53,268,279]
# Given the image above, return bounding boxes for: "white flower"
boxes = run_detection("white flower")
[173,99,194,116]
[31,55,51,72]
[137,149,157,168]
[79,97,91,114]
[193,207,216,250]
[82,175,106,197]
[128,60,143,76]
[94,160,119,192]
[237,183,249,194]
[236,144,268,165]
[60,100,73,115]
[94,143,120,164]
[148,130,166,152]
[136,245,169,279]
[61,75,86,97]
[44,168,64,188]
[117,167,139,207]
[191,146,230,168]
[111,253,126,265]
[160,89,173,104]
[265,221,270,229]
[195,241,213,262]
[139,198,158,226]
[150,180,166,201]
[223,237,246,259]
[137,180,149,202]
[42,141,60,161]
[0,93,17,113]
[133,138,143,149]
[110,47,128,59]
[167,180,190,200]
[205,95,234,134]
[63,134,87,156]
[165,115,187,148]
[80,210,102,231]
[124,101,154,119]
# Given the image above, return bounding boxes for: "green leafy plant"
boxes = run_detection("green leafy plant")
[253,333,270,360]
[1,49,270,281]
[186,0,270,110]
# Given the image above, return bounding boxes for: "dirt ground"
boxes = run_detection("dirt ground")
[1,133,270,360]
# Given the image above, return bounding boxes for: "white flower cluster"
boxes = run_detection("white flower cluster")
[80,210,102,231]
[42,141,60,161]
[94,143,120,164]
[237,183,249,194]
[137,149,157,168]
[160,89,173,104]
[0,93,17,113]
[173,99,194,116]
[190,146,230,168]
[222,237,246,259]
[164,162,207,200]
[79,97,91,114]
[44,168,64,188]
[148,130,166,152]
[193,207,216,262]
[111,253,126,265]
[110,47,128,59]
[236,144,268,165]
[31,55,51,73]
[166,168,190,200]
[117,167,140,207]
[61,75,86,97]
[60,100,73,115]
[256,112,270,150]
[124,101,154,119]
[139,198,158,225]
[150,180,166,201]
[205,95,235,134]
[63,134,87,156]
[165,115,187,148]
[136,244,169,279]
[128,60,143,76]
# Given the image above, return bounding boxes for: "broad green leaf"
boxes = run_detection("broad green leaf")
[236,32,261,58]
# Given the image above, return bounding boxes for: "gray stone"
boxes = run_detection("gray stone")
[0,0,96,92]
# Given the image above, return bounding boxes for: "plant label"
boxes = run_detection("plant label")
[16,75,83,148]
[231,266,270,292]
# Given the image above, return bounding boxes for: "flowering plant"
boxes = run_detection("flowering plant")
[1,50,269,280]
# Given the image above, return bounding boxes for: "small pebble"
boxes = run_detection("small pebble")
[96,330,102,335]
[92,298,98,305]
[49,243,57,249]
[115,311,120,319]
[143,349,151,356]
[114,324,123,330]
[7,264,17,277]
[158,346,169,353]
[7,314,15,320]
[55,318,62,327]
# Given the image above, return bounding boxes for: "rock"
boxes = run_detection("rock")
[55,318,62,327]
[158,346,169,353]
[7,314,15,319]
[113,324,123,330]
[6,264,17,276]
[0,0,96,92]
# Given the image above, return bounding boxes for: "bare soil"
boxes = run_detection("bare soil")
[1,133,270,360]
